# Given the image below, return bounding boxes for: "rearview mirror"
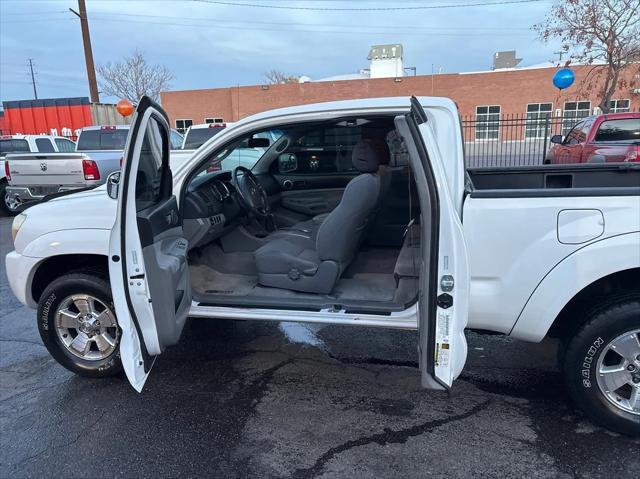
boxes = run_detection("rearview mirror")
[278,153,297,173]
[247,137,270,148]
[550,134,563,144]
[107,171,121,200]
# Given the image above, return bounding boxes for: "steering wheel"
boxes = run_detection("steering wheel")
[232,166,271,217]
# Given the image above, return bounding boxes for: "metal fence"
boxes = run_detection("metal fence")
[460,109,638,168]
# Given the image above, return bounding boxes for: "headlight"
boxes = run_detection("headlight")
[11,213,27,242]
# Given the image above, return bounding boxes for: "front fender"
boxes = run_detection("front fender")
[510,232,640,342]
[21,229,111,258]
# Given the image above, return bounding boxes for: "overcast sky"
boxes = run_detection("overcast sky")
[0,0,562,104]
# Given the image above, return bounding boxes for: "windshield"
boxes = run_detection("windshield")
[183,127,225,150]
[77,129,129,150]
[0,139,30,156]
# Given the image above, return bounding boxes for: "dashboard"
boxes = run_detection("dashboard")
[183,172,243,247]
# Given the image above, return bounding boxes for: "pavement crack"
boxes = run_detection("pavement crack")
[290,399,492,479]
[0,338,44,347]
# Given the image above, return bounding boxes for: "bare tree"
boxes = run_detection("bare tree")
[535,0,640,113]
[264,69,299,85]
[97,50,173,103]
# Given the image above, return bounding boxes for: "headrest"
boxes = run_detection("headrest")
[352,139,386,173]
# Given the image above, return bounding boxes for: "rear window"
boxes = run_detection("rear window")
[55,138,76,152]
[77,129,129,150]
[594,118,640,143]
[183,127,225,150]
[35,138,55,153]
[0,139,30,156]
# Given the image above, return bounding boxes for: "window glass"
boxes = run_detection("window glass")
[183,126,227,150]
[35,138,55,153]
[77,129,128,150]
[525,103,553,138]
[175,119,193,134]
[55,138,76,152]
[594,119,640,143]
[475,105,501,140]
[0,139,30,155]
[609,99,630,113]
[202,129,282,173]
[563,101,591,134]
[135,117,167,212]
[169,129,183,149]
[205,118,224,124]
[564,121,585,144]
[278,126,363,174]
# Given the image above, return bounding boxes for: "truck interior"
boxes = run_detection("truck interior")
[179,114,424,313]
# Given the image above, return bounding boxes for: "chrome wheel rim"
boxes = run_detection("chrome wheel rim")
[596,329,640,415]
[54,294,119,361]
[4,193,20,212]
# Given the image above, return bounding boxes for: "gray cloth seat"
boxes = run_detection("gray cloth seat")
[255,139,384,294]
[271,138,392,244]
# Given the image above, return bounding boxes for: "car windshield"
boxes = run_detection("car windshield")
[183,127,225,150]
[0,138,30,156]
[77,129,129,150]
[594,118,640,143]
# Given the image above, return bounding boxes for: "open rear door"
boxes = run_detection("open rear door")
[394,97,470,390]
[109,96,191,392]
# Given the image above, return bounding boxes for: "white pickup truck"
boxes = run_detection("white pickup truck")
[5,96,640,435]
[1,134,77,214]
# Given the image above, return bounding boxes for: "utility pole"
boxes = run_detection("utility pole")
[70,0,99,103]
[28,58,38,99]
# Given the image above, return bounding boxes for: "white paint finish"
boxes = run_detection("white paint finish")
[417,119,470,387]
[557,209,604,244]
[20,229,110,259]
[463,195,640,334]
[511,232,640,342]
[4,251,42,308]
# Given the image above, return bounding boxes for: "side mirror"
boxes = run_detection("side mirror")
[247,137,270,148]
[107,171,121,199]
[278,153,297,173]
[550,134,563,144]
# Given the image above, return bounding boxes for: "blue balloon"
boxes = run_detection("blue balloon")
[553,68,575,90]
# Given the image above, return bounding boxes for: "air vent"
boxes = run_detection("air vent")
[210,214,225,226]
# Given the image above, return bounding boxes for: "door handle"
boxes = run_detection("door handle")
[165,211,178,225]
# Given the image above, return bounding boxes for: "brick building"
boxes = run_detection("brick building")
[161,63,639,137]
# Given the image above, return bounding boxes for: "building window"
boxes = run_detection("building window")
[475,105,501,140]
[205,117,224,124]
[175,119,193,134]
[525,103,553,139]
[563,101,591,134]
[609,99,630,113]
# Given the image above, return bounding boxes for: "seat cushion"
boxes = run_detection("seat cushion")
[254,238,340,294]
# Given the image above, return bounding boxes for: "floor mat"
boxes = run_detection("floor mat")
[190,264,257,296]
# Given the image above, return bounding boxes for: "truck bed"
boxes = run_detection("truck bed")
[467,164,640,197]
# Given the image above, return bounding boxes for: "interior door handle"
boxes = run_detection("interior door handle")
[166,211,178,225]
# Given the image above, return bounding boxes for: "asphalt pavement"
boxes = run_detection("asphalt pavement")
[1,215,638,478]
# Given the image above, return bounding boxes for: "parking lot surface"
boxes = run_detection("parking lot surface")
[1,216,638,478]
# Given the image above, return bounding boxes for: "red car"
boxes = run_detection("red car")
[546,112,639,164]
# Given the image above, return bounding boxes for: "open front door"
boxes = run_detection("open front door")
[109,96,191,392]
[395,97,470,390]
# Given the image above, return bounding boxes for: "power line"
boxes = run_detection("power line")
[193,0,545,11]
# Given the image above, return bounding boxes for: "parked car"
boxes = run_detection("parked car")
[1,134,77,214]
[6,96,640,435]
[181,122,232,150]
[546,112,640,164]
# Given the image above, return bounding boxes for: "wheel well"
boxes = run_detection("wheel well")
[31,254,109,303]
[547,267,639,343]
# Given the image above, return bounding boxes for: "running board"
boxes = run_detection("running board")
[188,302,419,330]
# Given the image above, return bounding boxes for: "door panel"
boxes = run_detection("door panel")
[280,188,344,216]
[394,97,470,390]
[109,96,191,392]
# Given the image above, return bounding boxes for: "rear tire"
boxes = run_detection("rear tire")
[37,272,123,378]
[0,179,19,216]
[562,296,640,436]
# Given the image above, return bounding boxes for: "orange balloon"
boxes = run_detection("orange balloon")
[116,99,135,117]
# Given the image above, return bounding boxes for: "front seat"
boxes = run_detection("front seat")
[254,139,384,294]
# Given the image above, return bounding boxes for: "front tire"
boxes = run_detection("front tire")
[563,296,640,436]
[37,273,123,378]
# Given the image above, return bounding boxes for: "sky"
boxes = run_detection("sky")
[0,0,563,104]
